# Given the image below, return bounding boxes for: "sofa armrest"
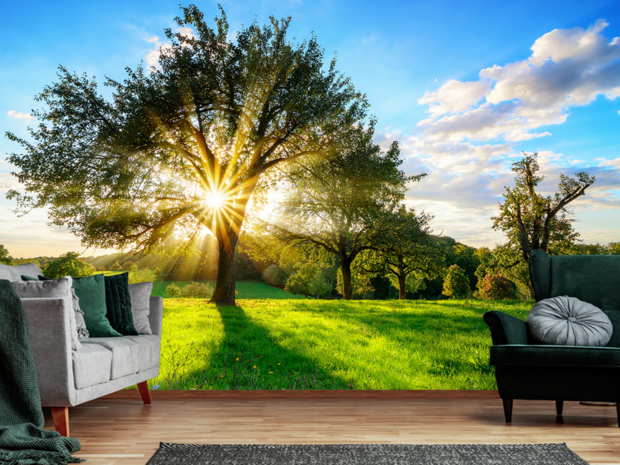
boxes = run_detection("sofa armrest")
[21,297,75,406]
[483,311,529,345]
[149,296,163,337]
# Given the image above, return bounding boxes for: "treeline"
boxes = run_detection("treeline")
[243,238,620,301]
[2,238,617,300]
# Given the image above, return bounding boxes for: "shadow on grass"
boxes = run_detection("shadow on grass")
[179,305,356,390]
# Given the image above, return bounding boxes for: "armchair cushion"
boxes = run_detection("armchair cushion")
[490,344,620,367]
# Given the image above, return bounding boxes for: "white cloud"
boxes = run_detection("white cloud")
[145,36,172,68]
[7,110,36,123]
[418,19,620,143]
[418,79,491,116]
[145,27,196,69]
[599,156,620,169]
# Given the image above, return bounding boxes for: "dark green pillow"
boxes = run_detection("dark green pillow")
[104,273,138,336]
[73,274,121,337]
[21,275,38,281]
[604,310,620,347]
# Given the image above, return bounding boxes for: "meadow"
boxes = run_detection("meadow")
[151,279,304,300]
[148,297,531,391]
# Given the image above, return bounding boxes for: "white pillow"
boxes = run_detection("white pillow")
[527,296,613,347]
[129,282,153,335]
[11,276,82,351]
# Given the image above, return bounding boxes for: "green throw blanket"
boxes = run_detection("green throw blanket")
[0,280,83,464]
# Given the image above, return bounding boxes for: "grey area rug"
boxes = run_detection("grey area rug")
[146,443,589,465]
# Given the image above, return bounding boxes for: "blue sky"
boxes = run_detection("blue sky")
[1,0,619,257]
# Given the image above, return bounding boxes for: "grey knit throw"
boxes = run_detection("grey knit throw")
[0,280,83,464]
[147,443,589,465]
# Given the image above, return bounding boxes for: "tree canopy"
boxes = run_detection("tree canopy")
[359,206,443,299]
[6,5,367,305]
[44,252,95,279]
[264,123,424,299]
[492,152,595,264]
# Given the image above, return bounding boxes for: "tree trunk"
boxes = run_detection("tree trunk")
[209,230,239,306]
[341,258,353,300]
[398,274,407,300]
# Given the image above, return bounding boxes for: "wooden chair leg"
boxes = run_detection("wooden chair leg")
[138,381,152,405]
[502,398,513,423]
[556,400,564,416]
[50,407,69,437]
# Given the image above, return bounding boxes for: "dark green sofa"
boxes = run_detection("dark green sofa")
[484,249,620,425]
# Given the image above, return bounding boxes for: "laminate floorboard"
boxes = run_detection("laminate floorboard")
[45,397,620,465]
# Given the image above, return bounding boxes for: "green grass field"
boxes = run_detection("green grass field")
[151,279,304,299]
[148,298,531,391]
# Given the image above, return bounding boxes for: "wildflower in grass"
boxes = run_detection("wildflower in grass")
[151,384,160,390]
[236,357,239,361]
[253,365,257,368]
[269,372,273,374]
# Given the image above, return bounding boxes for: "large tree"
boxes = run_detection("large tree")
[5,5,367,305]
[359,207,443,299]
[265,123,424,299]
[492,152,595,264]
[489,153,595,299]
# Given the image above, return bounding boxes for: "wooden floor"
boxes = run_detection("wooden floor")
[45,396,620,465]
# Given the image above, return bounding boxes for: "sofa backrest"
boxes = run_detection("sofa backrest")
[530,249,620,311]
[0,262,43,282]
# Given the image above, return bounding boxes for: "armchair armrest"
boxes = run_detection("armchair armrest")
[21,297,75,406]
[148,296,163,337]
[483,311,530,345]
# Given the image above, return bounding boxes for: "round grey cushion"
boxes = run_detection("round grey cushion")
[527,296,612,347]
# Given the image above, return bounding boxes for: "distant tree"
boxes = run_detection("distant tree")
[44,252,95,279]
[262,264,289,288]
[98,266,106,272]
[308,271,332,299]
[446,244,481,292]
[166,283,181,298]
[122,261,135,271]
[285,262,322,297]
[6,6,368,306]
[442,265,470,299]
[110,261,122,271]
[360,207,443,300]
[267,123,424,299]
[477,274,518,300]
[0,245,14,265]
[566,242,620,255]
[492,152,595,265]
